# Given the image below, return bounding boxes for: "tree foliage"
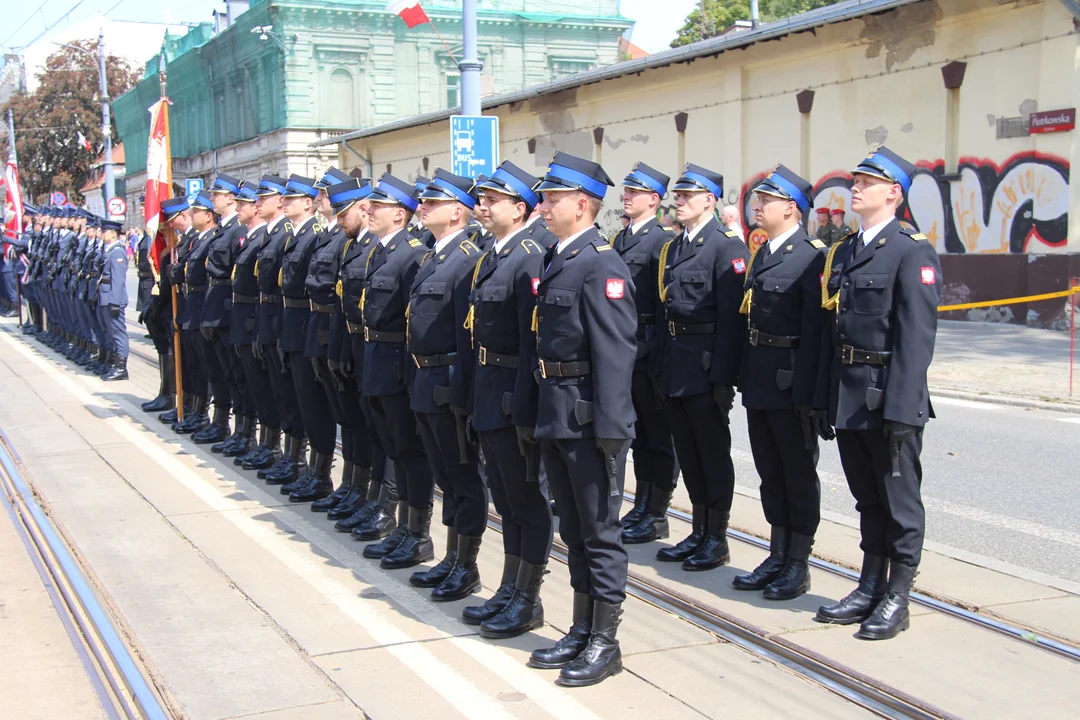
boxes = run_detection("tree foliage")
[671,0,843,47]
[2,41,138,204]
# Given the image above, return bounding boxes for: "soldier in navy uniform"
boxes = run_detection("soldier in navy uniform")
[815,147,941,640]
[326,178,397,534]
[277,175,336,500]
[611,163,680,545]
[398,170,484,591]
[137,219,175,413]
[461,161,552,639]
[230,181,283,471]
[355,174,431,561]
[97,219,130,380]
[177,192,220,437]
[523,152,637,688]
[733,165,831,601]
[203,174,254,452]
[652,164,749,572]
[254,175,308,485]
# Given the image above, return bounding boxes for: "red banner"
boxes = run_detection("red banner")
[145,99,171,272]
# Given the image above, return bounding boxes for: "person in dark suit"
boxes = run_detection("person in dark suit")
[610,162,680,545]
[733,165,831,601]
[814,146,942,640]
[651,164,749,572]
[522,152,637,688]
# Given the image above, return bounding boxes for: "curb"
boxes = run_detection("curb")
[930,387,1080,415]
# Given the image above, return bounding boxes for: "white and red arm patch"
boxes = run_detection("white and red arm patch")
[920,266,936,285]
[605,278,625,299]
[531,277,539,295]
[731,258,747,274]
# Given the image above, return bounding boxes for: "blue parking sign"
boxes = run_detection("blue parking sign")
[185,178,204,204]
[450,116,499,178]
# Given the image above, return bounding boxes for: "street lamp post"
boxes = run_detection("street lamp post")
[460,0,481,117]
[53,31,114,214]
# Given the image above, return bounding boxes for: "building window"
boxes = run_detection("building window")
[446,73,460,109]
[329,68,356,128]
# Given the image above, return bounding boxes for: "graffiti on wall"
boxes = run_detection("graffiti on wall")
[737,151,1070,254]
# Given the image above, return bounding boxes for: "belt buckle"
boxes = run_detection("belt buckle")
[479,346,488,366]
[539,359,548,379]
[309,299,316,311]
[363,326,370,341]
[748,327,759,347]
[413,354,421,368]
[667,320,676,336]
[841,345,854,364]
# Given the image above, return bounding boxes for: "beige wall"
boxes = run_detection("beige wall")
[340,0,1080,256]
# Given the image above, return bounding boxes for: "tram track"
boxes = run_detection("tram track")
[18,321,1077,718]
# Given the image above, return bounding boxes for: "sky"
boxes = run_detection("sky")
[1,0,700,55]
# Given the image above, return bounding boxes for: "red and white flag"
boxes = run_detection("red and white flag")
[3,148,23,242]
[77,130,93,152]
[144,99,171,272]
[386,0,430,28]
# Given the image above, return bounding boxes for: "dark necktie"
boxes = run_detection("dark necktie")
[853,232,865,256]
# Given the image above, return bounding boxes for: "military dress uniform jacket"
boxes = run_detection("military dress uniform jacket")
[169,227,198,326]
[739,228,827,411]
[406,232,482,415]
[182,229,217,331]
[611,217,675,368]
[334,230,376,371]
[97,241,129,307]
[821,219,942,430]
[468,232,545,433]
[135,234,155,311]
[202,215,242,328]
[89,241,106,305]
[230,224,265,346]
[652,218,750,398]
[279,216,320,354]
[73,236,90,301]
[530,228,638,442]
[360,231,427,398]
[255,219,291,346]
[304,221,347,358]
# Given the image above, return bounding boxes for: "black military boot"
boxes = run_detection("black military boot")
[143,353,176,412]
[312,461,354,513]
[361,496,407,558]
[529,593,593,669]
[733,526,789,591]
[265,436,305,484]
[656,504,706,562]
[335,479,382,531]
[430,533,482,601]
[480,560,546,639]
[327,466,371,519]
[159,400,186,426]
[237,426,267,466]
[211,411,244,453]
[622,487,672,544]
[224,417,257,457]
[763,532,813,600]
[682,508,730,571]
[857,561,916,640]
[462,553,519,624]
[382,507,436,570]
[290,452,334,503]
[621,480,651,529]
[280,446,315,494]
[96,350,114,376]
[815,554,888,625]
[410,526,459,588]
[193,405,230,444]
[556,601,623,687]
[251,428,284,472]
[175,398,210,434]
[102,356,129,381]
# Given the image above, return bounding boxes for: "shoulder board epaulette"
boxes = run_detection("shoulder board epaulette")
[723,228,738,238]
[903,230,928,241]
[810,239,827,249]
[408,238,422,248]
[594,244,612,252]
[521,239,541,255]
[283,221,294,232]
[460,239,480,254]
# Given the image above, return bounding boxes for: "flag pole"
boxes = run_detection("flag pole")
[158,55,183,421]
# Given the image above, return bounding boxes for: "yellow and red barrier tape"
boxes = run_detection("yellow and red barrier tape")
[938,286,1080,312]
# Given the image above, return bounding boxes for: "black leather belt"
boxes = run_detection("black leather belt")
[637,313,655,326]
[182,284,206,293]
[137,272,153,279]
[209,277,231,287]
[666,319,714,336]
[538,358,590,378]
[748,328,800,348]
[413,352,456,368]
[347,321,364,335]
[283,297,308,309]
[364,327,405,343]
[310,300,338,314]
[836,345,892,366]
[260,292,280,303]
[233,293,258,304]
[478,346,518,368]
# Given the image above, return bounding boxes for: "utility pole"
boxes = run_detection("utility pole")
[98,29,115,213]
[459,0,481,116]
